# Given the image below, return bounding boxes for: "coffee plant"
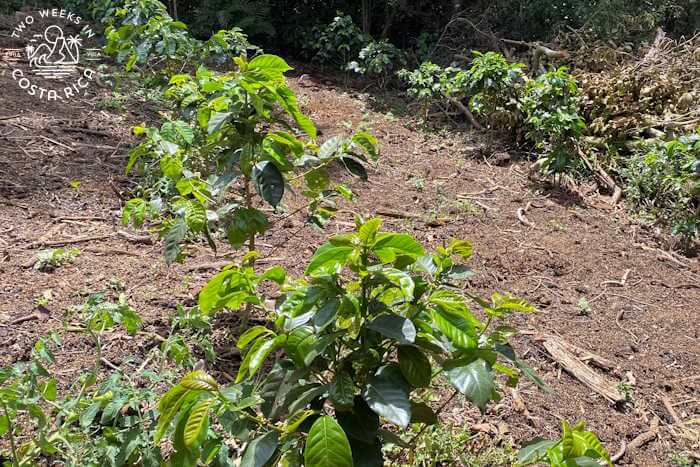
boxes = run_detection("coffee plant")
[622,132,700,246]
[347,40,405,88]
[517,420,612,466]
[155,218,545,465]
[123,54,378,264]
[521,67,586,175]
[306,14,368,68]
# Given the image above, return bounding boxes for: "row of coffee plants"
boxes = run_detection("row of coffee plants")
[0,2,613,466]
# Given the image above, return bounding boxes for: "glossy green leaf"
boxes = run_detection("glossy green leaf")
[304,416,353,467]
[362,364,411,428]
[517,437,558,464]
[241,431,279,467]
[305,243,354,276]
[410,402,437,425]
[181,370,219,392]
[252,161,284,207]
[184,398,214,447]
[398,346,432,387]
[446,358,496,413]
[367,313,416,345]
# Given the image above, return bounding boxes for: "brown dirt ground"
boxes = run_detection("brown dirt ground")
[1,55,699,465]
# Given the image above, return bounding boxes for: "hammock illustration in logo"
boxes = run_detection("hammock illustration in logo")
[26,25,81,79]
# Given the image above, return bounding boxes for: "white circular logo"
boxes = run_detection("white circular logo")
[1,9,102,101]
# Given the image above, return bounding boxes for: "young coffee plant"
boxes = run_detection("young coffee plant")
[522,67,586,175]
[155,218,545,465]
[466,51,526,124]
[347,40,405,88]
[397,61,450,117]
[517,420,612,466]
[34,247,80,272]
[124,54,378,264]
[0,295,155,466]
[307,14,368,68]
[622,132,700,246]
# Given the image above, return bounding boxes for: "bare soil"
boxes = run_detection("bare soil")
[0,59,698,466]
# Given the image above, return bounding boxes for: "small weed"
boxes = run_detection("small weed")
[616,381,634,402]
[577,297,591,316]
[69,179,81,189]
[458,199,482,216]
[96,93,125,111]
[34,248,80,271]
[34,289,53,306]
[669,452,695,466]
[547,218,568,231]
[107,277,126,291]
[409,176,425,191]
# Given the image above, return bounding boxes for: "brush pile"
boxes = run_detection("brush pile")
[570,29,700,146]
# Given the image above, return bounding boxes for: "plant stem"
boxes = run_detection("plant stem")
[240,173,255,331]
[1,399,20,467]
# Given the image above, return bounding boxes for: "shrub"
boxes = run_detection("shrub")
[124,54,377,263]
[347,40,405,87]
[156,218,544,464]
[518,420,612,466]
[467,51,525,119]
[307,13,368,67]
[522,67,586,174]
[622,133,700,245]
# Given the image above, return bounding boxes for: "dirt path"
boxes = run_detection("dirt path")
[1,66,698,465]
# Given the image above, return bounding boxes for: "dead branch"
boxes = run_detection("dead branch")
[117,230,153,245]
[542,335,625,403]
[449,98,484,130]
[601,269,631,287]
[626,417,660,451]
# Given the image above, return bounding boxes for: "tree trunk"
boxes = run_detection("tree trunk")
[362,0,371,35]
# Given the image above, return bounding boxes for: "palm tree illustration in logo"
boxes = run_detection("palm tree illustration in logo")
[27,25,81,74]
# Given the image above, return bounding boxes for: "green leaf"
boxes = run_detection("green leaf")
[358,218,382,244]
[446,358,496,413]
[329,373,355,409]
[336,397,379,444]
[252,161,285,207]
[160,152,183,180]
[41,378,57,401]
[351,131,379,161]
[373,233,424,262]
[431,307,477,350]
[362,364,411,428]
[241,431,279,467]
[517,438,558,464]
[381,268,415,299]
[313,297,339,331]
[0,415,8,436]
[164,219,188,265]
[237,326,274,350]
[226,207,269,249]
[490,293,536,315]
[398,346,432,387]
[184,398,214,447]
[367,313,416,345]
[249,54,293,76]
[80,402,100,428]
[447,239,473,259]
[410,402,437,425]
[304,416,353,467]
[207,111,232,134]
[181,370,219,392]
[285,409,316,434]
[305,243,354,276]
